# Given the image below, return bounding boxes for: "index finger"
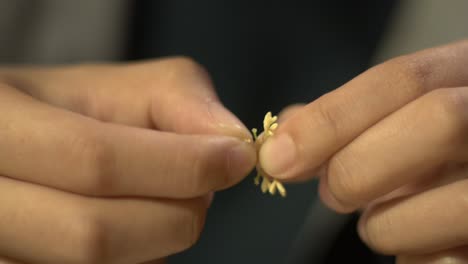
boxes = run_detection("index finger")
[259,40,468,180]
[0,57,251,140]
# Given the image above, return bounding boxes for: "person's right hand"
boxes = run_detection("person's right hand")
[0,58,256,264]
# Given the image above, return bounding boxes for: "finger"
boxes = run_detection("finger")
[0,84,256,198]
[0,57,251,139]
[357,178,468,255]
[278,103,306,122]
[139,259,166,264]
[0,256,24,264]
[355,163,468,214]
[320,86,468,212]
[397,246,468,264]
[259,40,468,180]
[0,176,208,264]
[272,103,317,183]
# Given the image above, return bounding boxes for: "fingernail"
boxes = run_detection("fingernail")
[207,101,252,140]
[259,133,297,179]
[228,142,256,180]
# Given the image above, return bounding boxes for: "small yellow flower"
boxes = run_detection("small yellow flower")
[252,112,287,197]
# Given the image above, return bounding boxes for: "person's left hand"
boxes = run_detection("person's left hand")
[259,40,468,263]
[0,58,255,264]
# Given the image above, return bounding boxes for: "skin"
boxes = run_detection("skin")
[0,57,256,264]
[261,40,468,263]
[3,40,468,264]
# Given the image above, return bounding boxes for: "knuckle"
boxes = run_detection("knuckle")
[362,212,398,255]
[454,181,468,226]
[169,56,203,71]
[176,146,207,196]
[387,54,433,94]
[69,207,111,264]
[313,98,344,140]
[458,195,468,221]
[185,157,209,195]
[327,155,361,209]
[163,56,213,92]
[427,88,468,145]
[175,206,206,252]
[0,82,10,91]
[71,126,116,196]
[180,142,226,196]
[167,56,206,78]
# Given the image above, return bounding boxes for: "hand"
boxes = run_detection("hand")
[0,57,256,264]
[259,40,468,262]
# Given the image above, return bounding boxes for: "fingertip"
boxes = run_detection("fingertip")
[259,133,297,179]
[206,100,252,140]
[357,210,371,246]
[318,176,355,214]
[226,140,257,186]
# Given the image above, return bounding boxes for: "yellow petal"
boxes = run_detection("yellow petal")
[254,174,261,185]
[277,182,287,197]
[271,116,278,123]
[268,180,277,195]
[251,128,258,139]
[264,112,272,131]
[261,177,271,193]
